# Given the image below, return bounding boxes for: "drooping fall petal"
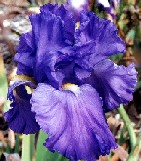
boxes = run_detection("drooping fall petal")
[31,83,117,161]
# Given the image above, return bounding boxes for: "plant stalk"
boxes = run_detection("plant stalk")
[118,104,137,161]
[21,134,34,161]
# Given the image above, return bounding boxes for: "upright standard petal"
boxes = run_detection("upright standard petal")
[75,11,125,66]
[87,59,137,112]
[31,83,117,161]
[15,32,36,76]
[29,11,74,88]
[4,81,40,134]
[40,4,75,44]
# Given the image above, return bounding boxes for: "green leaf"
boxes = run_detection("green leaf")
[110,54,123,63]
[118,104,136,152]
[118,105,137,161]
[21,134,35,161]
[14,134,20,154]
[0,55,10,112]
[119,125,127,145]
[118,0,126,18]
[126,29,136,41]
[36,130,69,161]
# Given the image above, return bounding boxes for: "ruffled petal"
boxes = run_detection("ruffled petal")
[4,81,40,134]
[75,11,125,66]
[87,59,137,112]
[75,67,91,80]
[15,32,36,76]
[29,11,74,87]
[29,12,66,53]
[74,41,96,70]
[31,83,117,161]
[40,4,75,44]
[40,3,58,13]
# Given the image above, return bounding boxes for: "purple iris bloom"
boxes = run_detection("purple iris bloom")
[5,4,137,161]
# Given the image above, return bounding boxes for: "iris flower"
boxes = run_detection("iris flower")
[5,4,137,161]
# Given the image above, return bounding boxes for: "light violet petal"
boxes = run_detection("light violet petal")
[31,83,117,161]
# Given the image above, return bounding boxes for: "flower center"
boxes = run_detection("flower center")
[62,83,79,93]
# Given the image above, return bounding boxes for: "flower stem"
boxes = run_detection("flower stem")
[21,134,34,161]
[118,104,136,151]
[14,134,20,153]
[0,55,9,112]
[36,130,48,161]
